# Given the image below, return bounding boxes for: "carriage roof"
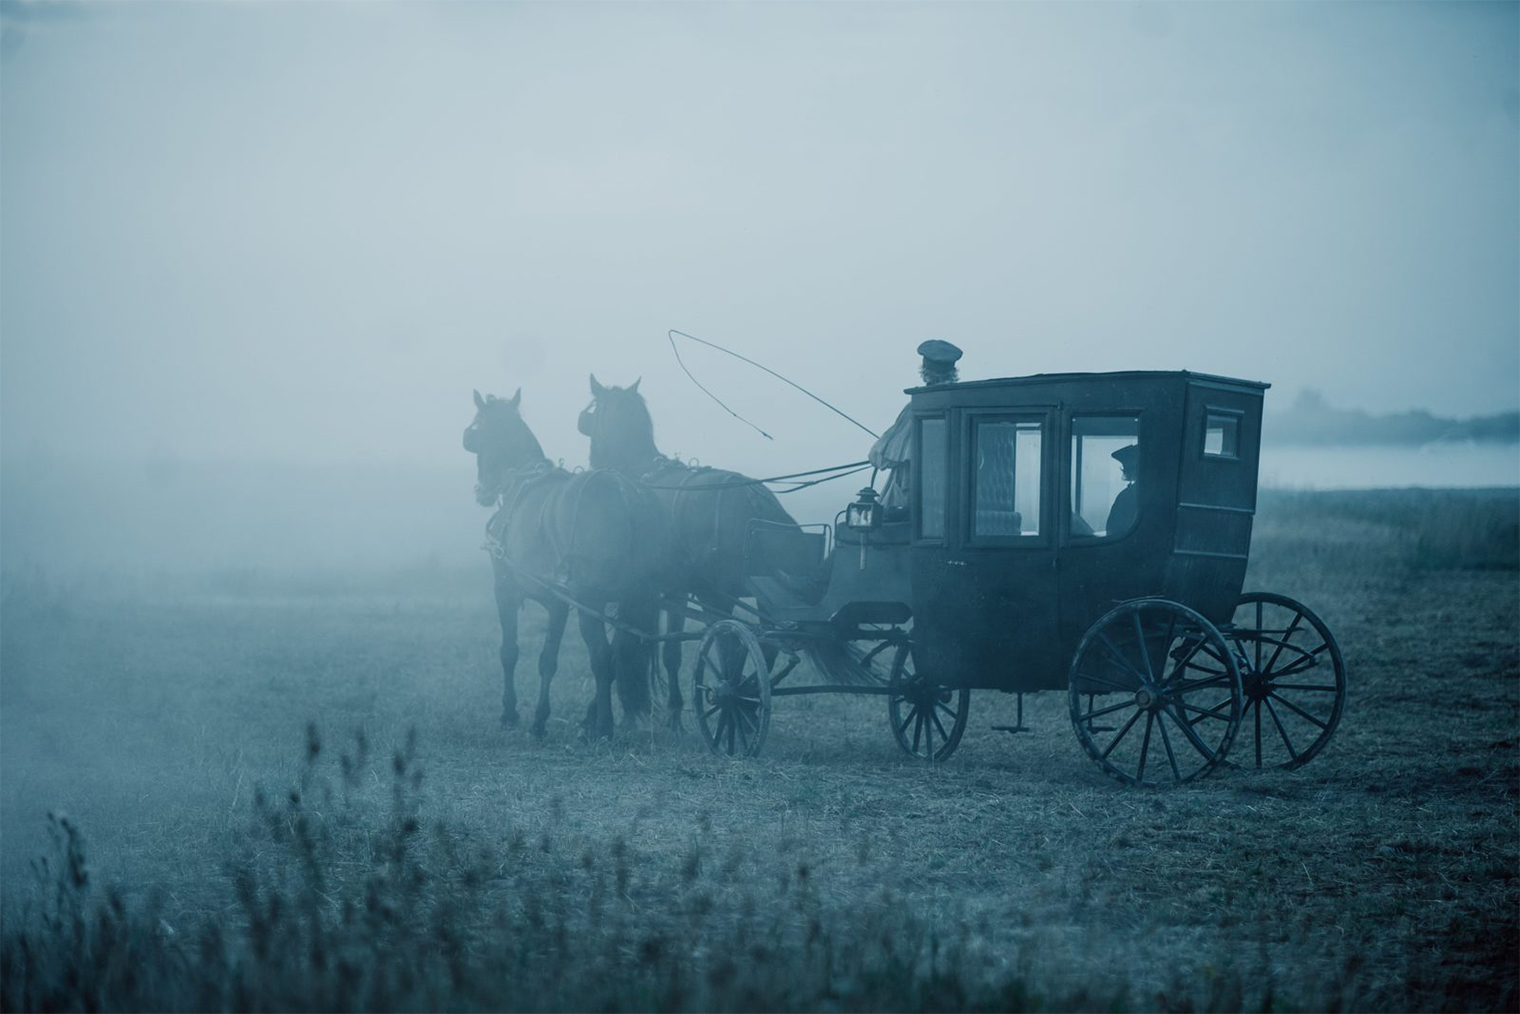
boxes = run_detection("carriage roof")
[905,369,1270,399]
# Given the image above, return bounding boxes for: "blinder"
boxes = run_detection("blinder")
[462,425,481,453]
[577,404,595,436]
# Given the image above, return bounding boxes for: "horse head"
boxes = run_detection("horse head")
[580,374,659,472]
[464,387,544,505]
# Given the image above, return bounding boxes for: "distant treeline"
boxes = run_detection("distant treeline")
[1267,390,1519,445]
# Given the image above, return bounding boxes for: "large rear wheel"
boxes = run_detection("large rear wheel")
[692,620,772,758]
[887,642,970,762]
[1225,592,1347,770]
[1068,599,1242,787]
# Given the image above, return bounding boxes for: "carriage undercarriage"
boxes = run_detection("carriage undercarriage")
[667,585,1345,787]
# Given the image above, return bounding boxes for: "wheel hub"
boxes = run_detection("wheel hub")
[1134,687,1156,709]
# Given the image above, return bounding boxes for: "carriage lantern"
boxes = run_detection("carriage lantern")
[846,486,883,532]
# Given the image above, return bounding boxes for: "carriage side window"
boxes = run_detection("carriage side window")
[917,416,948,539]
[1071,415,1140,539]
[1204,412,1239,458]
[972,419,1042,538]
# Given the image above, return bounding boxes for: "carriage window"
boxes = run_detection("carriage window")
[917,417,947,539]
[1071,415,1140,539]
[1204,412,1239,458]
[972,419,1042,538]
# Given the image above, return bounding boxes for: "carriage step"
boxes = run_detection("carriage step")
[993,693,1031,734]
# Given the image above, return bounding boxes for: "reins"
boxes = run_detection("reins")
[635,458,872,493]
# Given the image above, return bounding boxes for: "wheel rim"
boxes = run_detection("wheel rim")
[1225,593,1346,770]
[693,620,771,757]
[887,643,969,762]
[1068,600,1242,786]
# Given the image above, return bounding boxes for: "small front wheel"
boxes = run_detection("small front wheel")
[1068,599,1243,786]
[887,642,970,762]
[692,620,772,757]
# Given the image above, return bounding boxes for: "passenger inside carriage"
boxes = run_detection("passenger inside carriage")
[1070,417,1141,539]
[1105,443,1140,536]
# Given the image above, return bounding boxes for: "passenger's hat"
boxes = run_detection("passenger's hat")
[917,339,963,365]
[1111,444,1139,470]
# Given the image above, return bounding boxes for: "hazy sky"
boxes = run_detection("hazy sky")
[2,1,1516,476]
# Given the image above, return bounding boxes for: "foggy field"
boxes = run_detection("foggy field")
[2,489,1516,1012]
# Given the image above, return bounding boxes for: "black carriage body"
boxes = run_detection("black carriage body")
[907,371,1268,692]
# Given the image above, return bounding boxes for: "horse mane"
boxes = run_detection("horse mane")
[482,397,548,464]
[589,386,662,473]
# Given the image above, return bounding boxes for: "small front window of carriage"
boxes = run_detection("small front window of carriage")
[1204,411,1240,458]
[1071,415,1140,539]
[971,418,1042,538]
[916,416,948,539]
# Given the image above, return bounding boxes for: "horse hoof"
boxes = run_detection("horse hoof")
[665,713,683,733]
[500,710,520,729]
[530,720,548,739]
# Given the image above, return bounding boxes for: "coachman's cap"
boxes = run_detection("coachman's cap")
[917,339,963,365]
[1111,444,1139,470]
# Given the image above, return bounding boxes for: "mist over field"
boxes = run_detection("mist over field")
[2,2,1517,1011]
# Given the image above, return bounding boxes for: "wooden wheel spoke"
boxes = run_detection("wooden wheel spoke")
[1169,633,1211,676]
[1132,612,1155,681]
[1099,707,1144,760]
[1163,704,1222,763]
[1097,632,1148,684]
[1266,682,1340,693]
[1253,699,1263,768]
[1261,612,1304,674]
[1268,691,1330,730]
[1167,674,1233,693]
[1181,698,1234,723]
[895,709,916,738]
[1253,599,1264,672]
[929,706,951,745]
[1193,641,1231,668]
[1263,697,1299,760]
[1269,645,1328,679]
[1136,713,1154,781]
[1074,671,1138,692]
[1156,710,1183,781]
[1083,699,1135,723]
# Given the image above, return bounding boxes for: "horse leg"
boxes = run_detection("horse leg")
[612,599,657,728]
[531,598,570,738]
[662,608,685,731]
[493,563,523,728]
[577,610,616,739]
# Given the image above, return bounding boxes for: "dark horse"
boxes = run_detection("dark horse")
[578,376,798,726]
[465,389,669,737]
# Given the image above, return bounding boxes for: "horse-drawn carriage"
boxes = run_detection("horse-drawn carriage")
[688,370,1347,786]
[467,370,1346,787]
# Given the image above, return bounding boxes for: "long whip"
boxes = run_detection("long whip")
[668,329,880,440]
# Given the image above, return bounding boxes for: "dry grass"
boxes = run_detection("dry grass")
[1,490,1516,1011]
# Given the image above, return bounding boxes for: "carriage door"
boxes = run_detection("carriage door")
[1173,381,1264,623]
[960,408,1061,689]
